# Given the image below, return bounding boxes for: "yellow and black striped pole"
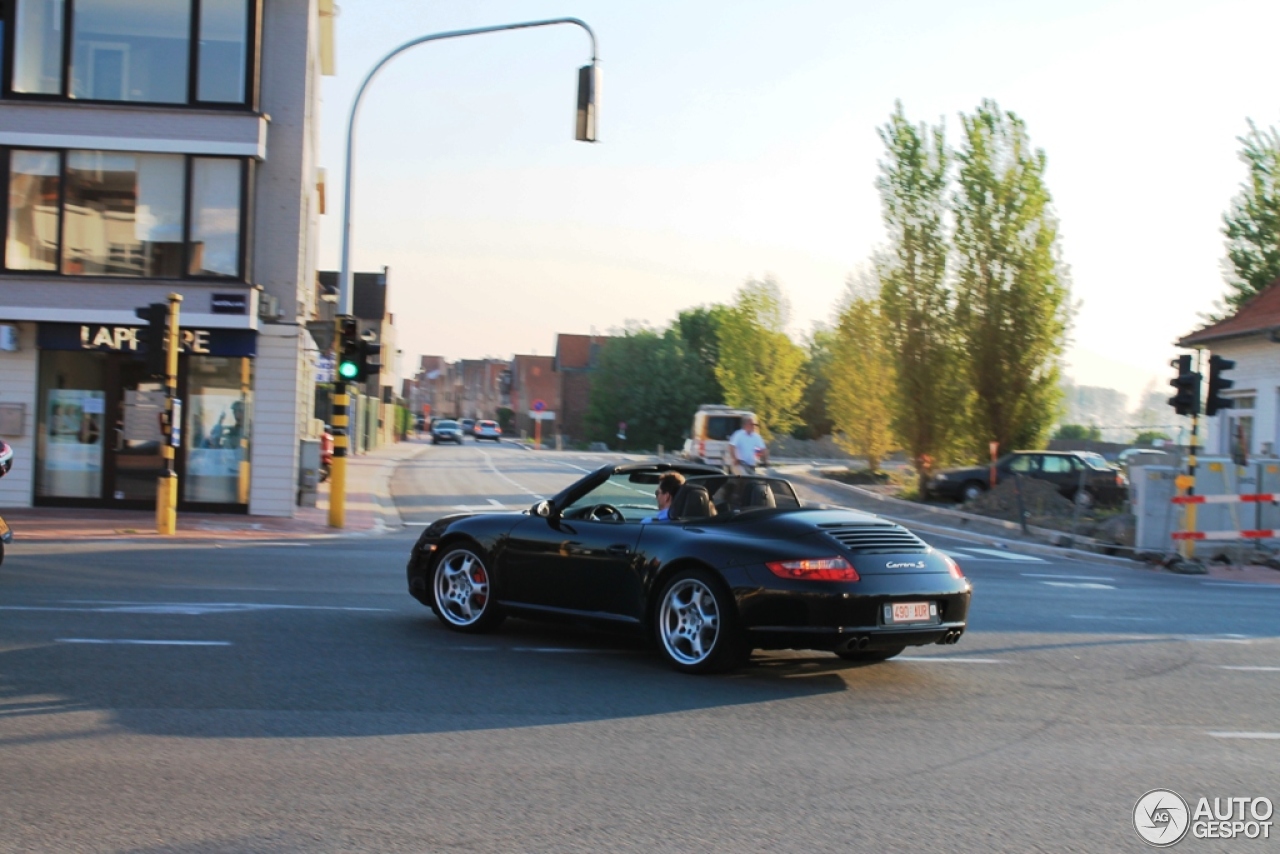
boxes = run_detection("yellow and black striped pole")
[156,292,182,535]
[329,384,349,528]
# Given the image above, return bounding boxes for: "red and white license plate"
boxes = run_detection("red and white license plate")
[887,601,934,623]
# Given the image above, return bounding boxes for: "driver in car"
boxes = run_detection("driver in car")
[642,472,685,523]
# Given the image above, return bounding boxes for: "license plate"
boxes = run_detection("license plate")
[886,601,935,624]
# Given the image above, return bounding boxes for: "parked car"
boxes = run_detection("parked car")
[681,404,757,468]
[409,462,970,673]
[925,450,1128,506]
[431,419,465,445]
[460,418,476,436]
[474,420,502,442]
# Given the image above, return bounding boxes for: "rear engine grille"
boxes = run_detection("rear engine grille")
[820,523,929,554]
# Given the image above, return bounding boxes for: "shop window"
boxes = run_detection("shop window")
[7,0,254,105]
[36,350,107,500]
[185,356,252,504]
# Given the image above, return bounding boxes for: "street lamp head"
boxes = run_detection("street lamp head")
[575,62,599,142]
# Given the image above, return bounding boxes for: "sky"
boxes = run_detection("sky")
[316,0,1280,412]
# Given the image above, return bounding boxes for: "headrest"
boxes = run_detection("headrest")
[670,483,715,521]
[746,480,775,509]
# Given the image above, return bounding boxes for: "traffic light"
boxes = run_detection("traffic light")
[357,336,381,382]
[336,317,360,383]
[135,302,168,377]
[1205,354,1236,417]
[1168,354,1201,416]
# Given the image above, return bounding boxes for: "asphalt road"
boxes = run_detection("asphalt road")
[0,441,1276,852]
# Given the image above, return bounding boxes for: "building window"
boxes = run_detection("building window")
[7,0,255,106]
[64,151,185,275]
[11,0,65,95]
[197,0,249,104]
[5,149,61,269]
[3,146,246,280]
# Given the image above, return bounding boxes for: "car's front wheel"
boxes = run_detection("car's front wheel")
[836,644,905,663]
[432,544,505,633]
[654,569,746,674]
[961,481,986,502]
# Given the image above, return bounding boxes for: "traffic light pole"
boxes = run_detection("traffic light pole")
[329,314,350,528]
[156,293,182,535]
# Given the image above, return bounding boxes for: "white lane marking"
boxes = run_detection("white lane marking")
[1040,581,1116,590]
[1070,614,1156,621]
[404,522,431,526]
[0,602,390,614]
[896,656,1005,663]
[952,548,1044,562]
[57,639,231,646]
[452,504,519,512]
[1217,666,1280,672]
[1023,573,1115,582]
[1208,732,1280,740]
[1184,636,1253,644]
[479,450,546,499]
[487,499,505,507]
[1200,582,1280,590]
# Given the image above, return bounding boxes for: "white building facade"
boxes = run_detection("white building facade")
[0,0,334,515]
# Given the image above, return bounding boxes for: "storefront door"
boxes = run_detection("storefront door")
[105,358,168,503]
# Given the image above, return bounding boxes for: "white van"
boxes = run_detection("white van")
[682,405,757,468]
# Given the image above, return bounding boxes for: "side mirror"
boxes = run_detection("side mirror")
[533,500,556,519]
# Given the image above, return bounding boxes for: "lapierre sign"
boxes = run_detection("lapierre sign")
[37,323,256,358]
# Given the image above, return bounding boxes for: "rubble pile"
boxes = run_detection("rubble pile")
[965,476,1077,525]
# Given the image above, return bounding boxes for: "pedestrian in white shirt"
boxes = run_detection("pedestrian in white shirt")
[728,416,768,475]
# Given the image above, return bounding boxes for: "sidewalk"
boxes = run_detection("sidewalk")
[0,438,428,544]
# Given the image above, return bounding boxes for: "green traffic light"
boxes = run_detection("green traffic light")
[338,360,359,380]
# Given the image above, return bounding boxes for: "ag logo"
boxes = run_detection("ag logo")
[1134,789,1190,847]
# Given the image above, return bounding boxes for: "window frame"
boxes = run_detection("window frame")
[2,0,260,109]
[2,144,249,281]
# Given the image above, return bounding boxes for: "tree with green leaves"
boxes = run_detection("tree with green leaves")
[875,103,968,488]
[827,286,897,471]
[714,277,807,440]
[584,325,710,451]
[795,326,836,440]
[952,99,1071,456]
[1053,424,1102,441]
[673,305,728,405]
[1218,120,1280,319]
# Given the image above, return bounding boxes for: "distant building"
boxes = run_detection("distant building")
[555,333,612,444]
[510,355,558,440]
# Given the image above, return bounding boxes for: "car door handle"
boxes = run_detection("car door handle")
[606,544,630,556]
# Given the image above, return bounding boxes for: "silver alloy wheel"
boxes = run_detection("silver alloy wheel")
[658,577,721,666]
[434,548,491,627]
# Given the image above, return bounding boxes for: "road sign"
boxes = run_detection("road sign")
[532,399,547,412]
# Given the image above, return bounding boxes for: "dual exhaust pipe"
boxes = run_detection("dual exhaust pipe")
[840,627,964,653]
[936,629,964,645]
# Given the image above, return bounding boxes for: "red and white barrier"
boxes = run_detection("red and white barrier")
[1172,493,1279,504]
[1171,529,1275,541]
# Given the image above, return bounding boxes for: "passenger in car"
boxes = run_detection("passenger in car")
[643,472,686,523]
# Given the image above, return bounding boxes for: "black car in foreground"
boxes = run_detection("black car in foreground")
[407,462,971,674]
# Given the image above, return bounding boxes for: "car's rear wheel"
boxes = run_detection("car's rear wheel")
[961,481,986,502]
[654,569,746,674]
[836,644,905,663]
[432,544,505,633]
[1073,488,1095,508]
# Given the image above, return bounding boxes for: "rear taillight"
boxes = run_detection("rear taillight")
[766,556,859,582]
[943,554,965,579]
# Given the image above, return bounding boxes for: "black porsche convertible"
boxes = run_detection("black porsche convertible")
[406,462,971,674]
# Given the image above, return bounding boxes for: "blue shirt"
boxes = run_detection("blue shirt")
[642,507,671,524]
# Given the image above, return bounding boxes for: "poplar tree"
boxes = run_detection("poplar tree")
[876,103,968,488]
[714,277,808,440]
[827,286,897,472]
[952,100,1071,455]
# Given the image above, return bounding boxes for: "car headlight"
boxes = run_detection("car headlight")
[933,473,948,481]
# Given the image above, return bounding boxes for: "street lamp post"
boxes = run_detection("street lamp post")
[330,17,600,528]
